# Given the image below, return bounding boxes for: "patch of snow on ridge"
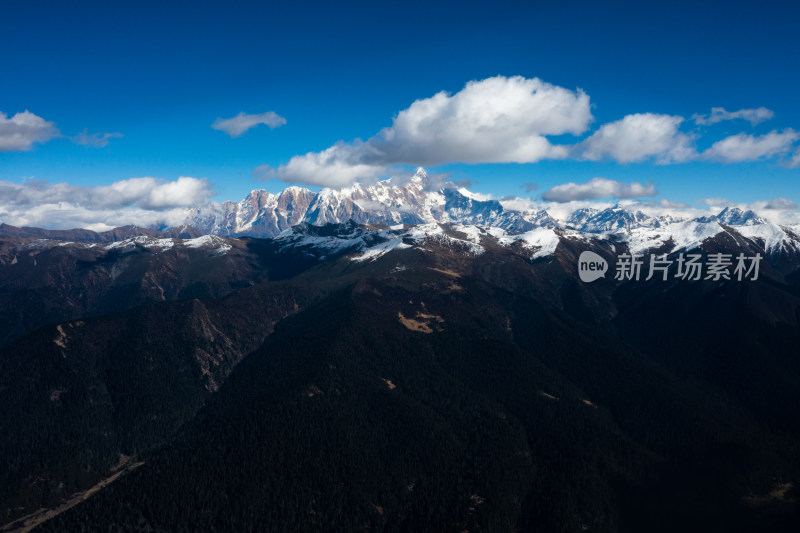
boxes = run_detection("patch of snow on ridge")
[351,238,411,262]
[184,234,232,254]
[450,224,488,245]
[278,234,366,255]
[405,224,485,255]
[404,223,445,240]
[498,227,560,259]
[737,223,793,254]
[625,221,724,255]
[104,239,135,250]
[148,238,175,250]
[102,236,176,251]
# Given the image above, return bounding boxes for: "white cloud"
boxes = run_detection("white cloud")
[212,111,287,137]
[785,147,800,168]
[0,203,195,232]
[373,75,590,164]
[0,110,59,151]
[697,197,735,207]
[0,177,215,230]
[258,80,800,185]
[254,141,387,187]
[264,75,592,186]
[693,107,774,126]
[703,129,799,163]
[71,128,123,148]
[497,196,541,213]
[578,113,695,164]
[541,177,657,202]
[762,197,798,210]
[104,177,215,209]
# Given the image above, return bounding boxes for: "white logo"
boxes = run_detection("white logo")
[577,250,763,282]
[578,251,608,282]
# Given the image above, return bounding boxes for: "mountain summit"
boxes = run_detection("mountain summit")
[695,206,767,226]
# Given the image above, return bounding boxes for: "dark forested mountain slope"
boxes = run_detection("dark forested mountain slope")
[0,228,349,348]
[23,228,800,533]
[0,278,312,525]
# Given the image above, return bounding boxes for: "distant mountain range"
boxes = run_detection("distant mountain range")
[180,168,546,236]
[176,167,789,238]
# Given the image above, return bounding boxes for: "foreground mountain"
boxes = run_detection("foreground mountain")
[1,219,800,532]
[0,229,278,347]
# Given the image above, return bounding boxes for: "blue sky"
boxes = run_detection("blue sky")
[2,0,800,228]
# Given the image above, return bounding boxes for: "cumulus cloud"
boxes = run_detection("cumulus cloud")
[0,203,196,232]
[578,113,695,164]
[693,107,774,126]
[262,76,592,186]
[497,196,540,212]
[698,197,735,207]
[703,129,800,163]
[541,177,657,202]
[0,176,215,230]
[763,197,798,210]
[254,140,387,187]
[641,198,691,209]
[212,111,287,137]
[780,144,800,168]
[71,128,123,148]
[0,110,59,151]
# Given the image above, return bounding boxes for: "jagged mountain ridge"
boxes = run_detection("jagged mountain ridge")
[178,168,791,238]
[0,222,203,243]
[270,219,800,281]
[566,206,685,233]
[181,168,559,237]
[694,206,768,226]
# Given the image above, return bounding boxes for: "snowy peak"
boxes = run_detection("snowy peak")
[522,210,560,229]
[568,206,657,233]
[564,205,687,233]
[695,207,767,226]
[717,207,766,226]
[183,186,316,237]
[410,166,429,184]
[566,207,598,229]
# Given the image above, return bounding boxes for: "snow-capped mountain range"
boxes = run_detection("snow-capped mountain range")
[6,168,799,268]
[268,218,800,266]
[179,168,781,239]
[181,168,559,237]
